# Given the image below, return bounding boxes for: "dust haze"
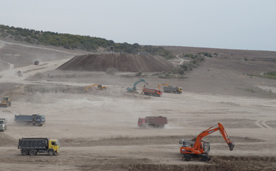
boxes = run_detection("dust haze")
[0,39,276,171]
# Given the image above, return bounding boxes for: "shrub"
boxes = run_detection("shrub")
[106,68,117,75]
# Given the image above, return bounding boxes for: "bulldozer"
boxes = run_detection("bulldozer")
[0,96,11,107]
[85,84,107,91]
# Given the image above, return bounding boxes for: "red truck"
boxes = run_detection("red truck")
[138,116,168,128]
[143,88,162,97]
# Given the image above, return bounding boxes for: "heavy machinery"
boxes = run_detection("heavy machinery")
[85,84,107,91]
[158,83,170,90]
[143,87,162,97]
[14,114,45,126]
[0,96,11,107]
[158,83,182,94]
[17,71,22,77]
[127,79,148,93]
[179,123,235,162]
[18,138,60,156]
[0,118,7,132]
[34,60,39,65]
[138,116,168,128]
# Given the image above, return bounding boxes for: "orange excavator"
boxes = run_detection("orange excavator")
[179,123,235,161]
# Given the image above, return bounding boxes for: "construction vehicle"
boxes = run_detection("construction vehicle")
[85,84,107,91]
[0,96,11,107]
[17,71,22,77]
[127,79,148,93]
[143,87,162,97]
[34,60,39,65]
[0,118,7,132]
[179,123,235,162]
[138,116,168,128]
[18,138,60,156]
[14,114,45,126]
[158,84,182,94]
[158,83,170,90]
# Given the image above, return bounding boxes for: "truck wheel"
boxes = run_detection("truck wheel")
[22,150,28,156]
[29,150,36,156]
[184,155,191,161]
[48,150,55,156]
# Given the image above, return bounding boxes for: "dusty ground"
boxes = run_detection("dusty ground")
[0,41,276,171]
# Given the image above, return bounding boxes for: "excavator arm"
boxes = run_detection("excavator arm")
[85,84,98,91]
[127,79,148,92]
[158,83,170,90]
[194,123,235,151]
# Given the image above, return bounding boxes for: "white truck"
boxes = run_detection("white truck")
[0,118,7,131]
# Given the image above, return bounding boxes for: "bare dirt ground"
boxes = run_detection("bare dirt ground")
[0,42,276,171]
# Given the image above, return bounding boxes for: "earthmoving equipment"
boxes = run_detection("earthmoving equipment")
[85,84,107,91]
[143,87,162,97]
[179,123,235,162]
[164,86,182,94]
[17,71,22,77]
[18,138,60,156]
[0,96,11,107]
[158,84,182,94]
[14,114,45,126]
[158,83,170,90]
[138,116,168,128]
[127,79,148,93]
[34,60,39,65]
[0,118,7,132]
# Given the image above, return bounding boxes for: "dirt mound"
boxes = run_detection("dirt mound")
[57,54,174,72]
[0,133,17,147]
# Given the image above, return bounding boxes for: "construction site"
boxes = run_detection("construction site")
[0,39,276,171]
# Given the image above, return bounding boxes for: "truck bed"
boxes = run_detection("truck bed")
[18,138,48,149]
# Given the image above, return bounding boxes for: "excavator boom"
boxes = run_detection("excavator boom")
[194,123,235,151]
[127,79,148,92]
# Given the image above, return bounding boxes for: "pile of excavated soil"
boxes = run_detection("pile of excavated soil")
[0,133,17,147]
[57,54,174,72]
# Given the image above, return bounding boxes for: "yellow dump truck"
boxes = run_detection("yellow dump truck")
[0,97,11,107]
[18,138,60,156]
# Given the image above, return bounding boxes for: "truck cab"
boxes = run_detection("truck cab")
[178,87,183,93]
[32,114,45,125]
[0,118,7,131]
[138,118,146,127]
[49,139,60,154]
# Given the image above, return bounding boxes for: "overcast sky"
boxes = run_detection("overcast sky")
[0,0,275,51]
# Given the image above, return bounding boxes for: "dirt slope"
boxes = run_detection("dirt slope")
[57,54,174,72]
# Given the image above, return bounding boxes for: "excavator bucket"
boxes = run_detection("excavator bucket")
[228,143,235,151]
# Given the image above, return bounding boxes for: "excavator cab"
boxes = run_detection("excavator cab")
[203,142,210,153]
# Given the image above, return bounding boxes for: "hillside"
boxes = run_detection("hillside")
[0,24,174,59]
[57,54,174,72]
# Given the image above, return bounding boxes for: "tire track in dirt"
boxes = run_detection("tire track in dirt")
[255,120,272,129]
